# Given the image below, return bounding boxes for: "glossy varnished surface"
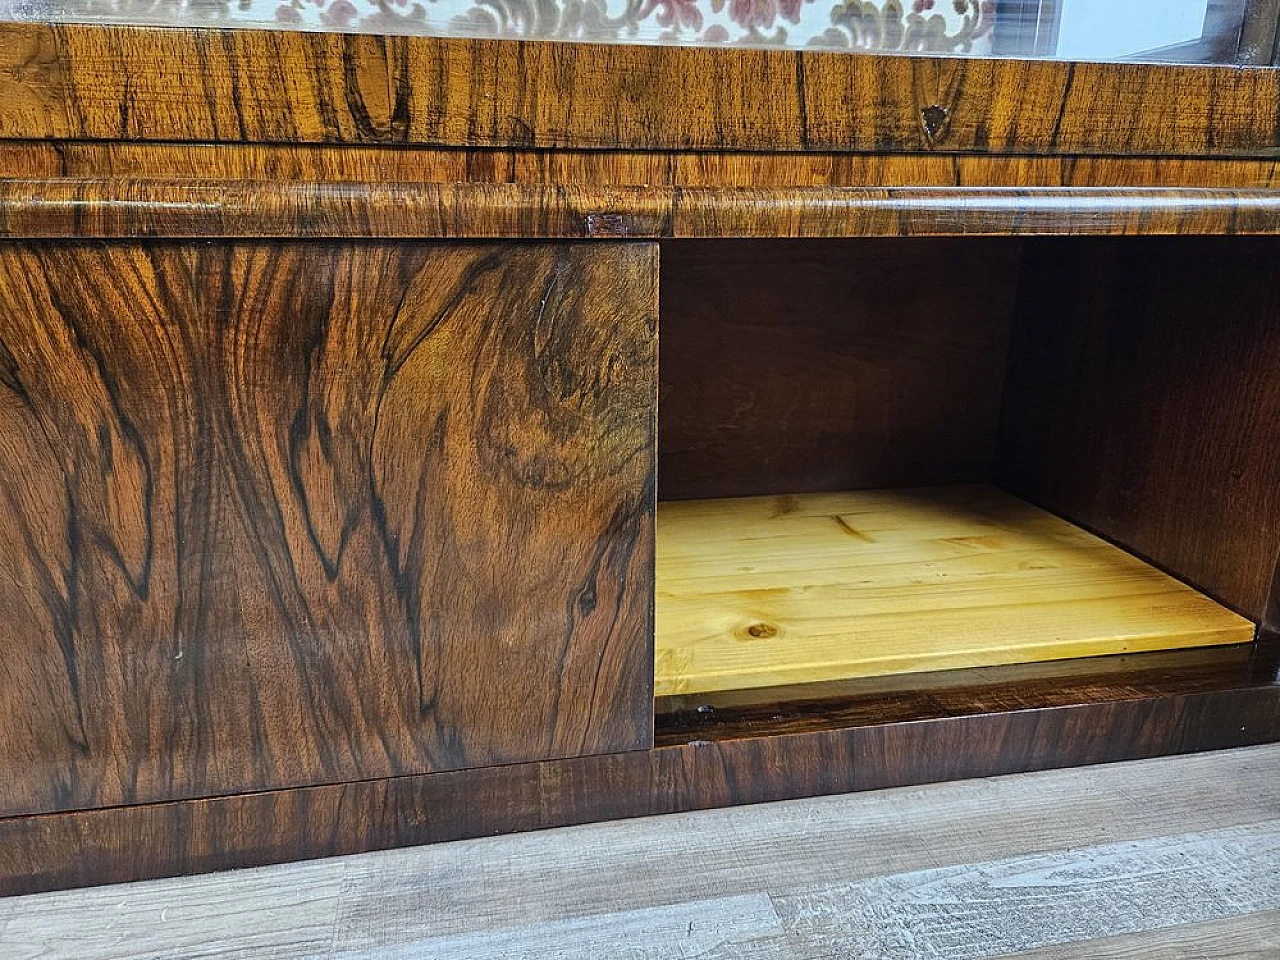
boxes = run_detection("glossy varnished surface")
[6,182,1280,239]
[0,12,1277,902]
[1,643,1277,895]
[656,642,1279,740]
[2,25,1280,155]
[6,747,1280,958]
[0,241,657,818]
[6,144,1280,189]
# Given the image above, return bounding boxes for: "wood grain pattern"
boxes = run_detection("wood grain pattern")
[999,236,1280,622]
[1265,554,1280,639]
[5,144,1280,189]
[3,24,1280,155]
[6,181,1280,239]
[1006,910,1280,959]
[656,640,1280,742]
[0,240,657,819]
[1,642,1277,895]
[768,822,1280,960]
[2,862,347,958]
[655,486,1254,695]
[7,747,1280,959]
[658,239,1020,500]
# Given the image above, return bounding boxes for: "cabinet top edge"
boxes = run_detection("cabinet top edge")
[2,22,1280,156]
[2,180,1280,239]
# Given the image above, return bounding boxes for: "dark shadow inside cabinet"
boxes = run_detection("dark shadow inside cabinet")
[653,237,1280,703]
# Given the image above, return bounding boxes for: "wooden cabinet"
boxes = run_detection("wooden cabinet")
[0,241,657,817]
[0,23,1278,896]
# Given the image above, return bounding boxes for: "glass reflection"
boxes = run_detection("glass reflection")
[0,0,1264,65]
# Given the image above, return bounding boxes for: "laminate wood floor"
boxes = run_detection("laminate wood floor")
[3,744,1278,959]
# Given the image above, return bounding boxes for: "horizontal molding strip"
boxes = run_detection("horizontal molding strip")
[3,181,1280,238]
[3,685,1278,895]
[1,642,1275,894]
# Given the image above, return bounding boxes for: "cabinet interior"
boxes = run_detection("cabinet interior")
[654,237,1278,697]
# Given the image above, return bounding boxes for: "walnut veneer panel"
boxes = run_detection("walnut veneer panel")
[5,145,1280,189]
[3,24,1280,155]
[655,486,1253,695]
[0,240,657,818]
[4,642,1279,895]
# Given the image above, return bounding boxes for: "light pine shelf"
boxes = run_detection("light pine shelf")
[654,484,1255,696]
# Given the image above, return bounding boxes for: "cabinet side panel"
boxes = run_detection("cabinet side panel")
[0,240,657,818]
[997,236,1280,621]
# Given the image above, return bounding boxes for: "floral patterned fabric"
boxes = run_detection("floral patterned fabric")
[1,0,996,52]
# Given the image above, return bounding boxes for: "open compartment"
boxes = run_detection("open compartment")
[655,237,1278,697]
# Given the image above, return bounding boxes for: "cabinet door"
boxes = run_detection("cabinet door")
[0,241,656,817]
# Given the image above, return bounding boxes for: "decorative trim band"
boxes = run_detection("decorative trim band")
[2,180,1280,238]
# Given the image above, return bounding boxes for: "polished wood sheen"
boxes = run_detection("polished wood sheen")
[2,24,1280,156]
[5,144,1280,190]
[656,642,1280,736]
[1,642,1277,896]
[999,237,1280,621]
[2,15,1280,897]
[7,749,1280,959]
[655,486,1253,695]
[0,241,657,818]
[5,181,1280,239]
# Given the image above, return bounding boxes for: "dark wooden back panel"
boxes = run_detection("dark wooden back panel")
[0,240,657,818]
[998,236,1280,622]
[658,239,1022,500]
[1266,559,1280,638]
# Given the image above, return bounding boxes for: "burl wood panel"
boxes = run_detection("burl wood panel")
[2,642,1277,895]
[999,236,1280,622]
[0,241,657,819]
[3,24,1280,156]
[659,239,1020,500]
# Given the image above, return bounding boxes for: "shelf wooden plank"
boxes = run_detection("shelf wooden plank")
[655,485,1255,695]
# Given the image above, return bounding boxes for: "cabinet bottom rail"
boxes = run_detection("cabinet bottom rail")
[3,642,1277,896]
